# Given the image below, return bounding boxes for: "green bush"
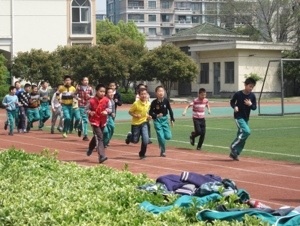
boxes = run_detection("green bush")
[121,92,136,104]
[0,149,269,225]
[0,84,9,108]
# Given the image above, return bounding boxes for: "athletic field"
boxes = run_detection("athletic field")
[113,101,300,163]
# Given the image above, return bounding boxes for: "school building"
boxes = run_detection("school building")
[147,23,294,98]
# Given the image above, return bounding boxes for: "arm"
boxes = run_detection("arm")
[206,102,211,114]
[166,100,175,122]
[182,102,193,116]
[230,92,239,112]
[2,95,7,107]
[149,100,157,120]
[115,92,122,106]
[128,103,139,118]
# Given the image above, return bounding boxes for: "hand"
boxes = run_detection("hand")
[208,110,211,114]
[135,114,141,118]
[111,113,116,118]
[114,99,118,103]
[101,110,108,115]
[244,99,252,106]
[147,115,152,120]
[90,111,95,116]
[182,111,186,116]
[52,108,56,112]
[170,121,174,127]
[234,106,239,112]
[157,113,163,118]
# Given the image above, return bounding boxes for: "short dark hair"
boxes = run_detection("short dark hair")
[244,77,256,86]
[14,81,20,86]
[24,83,31,89]
[106,87,113,94]
[9,86,16,92]
[138,88,147,95]
[155,85,164,92]
[31,84,38,89]
[64,75,72,81]
[81,76,88,81]
[40,81,47,86]
[95,83,106,91]
[199,88,206,94]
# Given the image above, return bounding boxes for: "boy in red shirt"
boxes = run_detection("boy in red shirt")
[85,84,112,163]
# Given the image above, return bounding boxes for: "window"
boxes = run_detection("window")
[149,28,157,35]
[200,63,209,84]
[161,0,170,9]
[161,14,170,22]
[72,0,91,34]
[148,15,156,22]
[161,28,170,36]
[148,1,156,9]
[225,62,234,83]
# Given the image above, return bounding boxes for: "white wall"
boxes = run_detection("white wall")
[13,0,68,54]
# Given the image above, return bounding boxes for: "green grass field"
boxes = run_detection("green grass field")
[112,115,300,164]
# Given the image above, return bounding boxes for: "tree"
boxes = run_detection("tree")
[0,54,8,85]
[281,49,300,96]
[134,44,198,99]
[12,49,63,86]
[116,38,148,92]
[221,0,300,43]
[96,20,146,46]
[55,44,129,86]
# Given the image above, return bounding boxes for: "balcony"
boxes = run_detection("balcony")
[161,22,174,27]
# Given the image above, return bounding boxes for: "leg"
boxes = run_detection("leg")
[153,118,165,155]
[15,107,20,129]
[230,118,251,157]
[139,122,149,158]
[62,105,72,135]
[190,118,201,146]
[51,109,59,133]
[92,125,107,163]
[196,119,206,150]
[7,110,15,135]
[103,125,109,147]
[147,120,152,143]
[79,107,88,137]
[26,108,33,132]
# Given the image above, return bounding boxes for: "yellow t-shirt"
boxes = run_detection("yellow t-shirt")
[129,100,150,125]
[58,85,76,105]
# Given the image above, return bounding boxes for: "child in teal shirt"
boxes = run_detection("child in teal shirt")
[2,86,19,135]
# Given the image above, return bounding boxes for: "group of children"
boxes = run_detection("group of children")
[2,76,257,163]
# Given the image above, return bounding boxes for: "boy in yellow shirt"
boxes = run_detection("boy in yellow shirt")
[125,88,152,159]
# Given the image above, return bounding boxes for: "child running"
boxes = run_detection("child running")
[50,85,63,134]
[17,83,31,133]
[38,81,51,130]
[182,88,211,150]
[125,88,151,159]
[86,84,111,164]
[76,77,93,141]
[26,85,40,132]
[108,82,122,116]
[149,86,175,157]
[229,77,257,161]
[2,86,19,135]
[56,75,76,138]
[103,87,115,148]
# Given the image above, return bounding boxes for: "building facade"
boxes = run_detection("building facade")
[0,0,96,61]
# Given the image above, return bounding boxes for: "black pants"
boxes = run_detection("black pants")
[191,118,206,148]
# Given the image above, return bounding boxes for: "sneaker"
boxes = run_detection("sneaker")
[229,147,239,161]
[51,129,54,134]
[30,122,33,128]
[57,127,62,132]
[125,132,131,144]
[23,129,27,133]
[38,128,43,131]
[86,148,93,156]
[196,147,202,150]
[78,129,82,137]
[82,136,89,141]
[62,132,67,138]
[4,122,8,130]
[148,140,152,144]
[189,135,195,146]
[139,155,146,160]
[99,156,108,164]
[160,153,166,157]
[8,132,13,136]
